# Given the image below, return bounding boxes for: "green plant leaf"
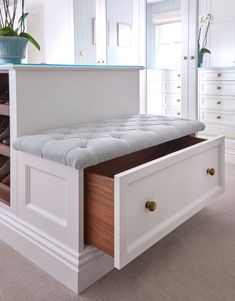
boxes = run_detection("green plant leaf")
[200,47,211,54]
[19,32,40,51]
[0,26,18,36]
[18,12,29,27]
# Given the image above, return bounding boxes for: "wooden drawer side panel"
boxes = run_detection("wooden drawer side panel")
[84,173,114,256]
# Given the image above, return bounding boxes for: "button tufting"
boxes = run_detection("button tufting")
[13,115,205,170]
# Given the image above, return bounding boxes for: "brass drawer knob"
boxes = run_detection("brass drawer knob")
[146,201,157,212]
[216,101,221,105]
[217,86,222,90]
[216,115,221,119]
[207,168,215,176]
[177,112,181,116]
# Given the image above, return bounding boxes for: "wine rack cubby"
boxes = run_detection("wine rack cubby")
[0,72,10,206]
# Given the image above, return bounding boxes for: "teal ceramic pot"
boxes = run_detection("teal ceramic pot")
[198,52,204,67]
[0,36,28,64]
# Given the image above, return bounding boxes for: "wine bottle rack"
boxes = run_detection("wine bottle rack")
[0,72,10,206]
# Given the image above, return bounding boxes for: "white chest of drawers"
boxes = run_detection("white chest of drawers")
[147,69,182,118]
[199,68,235,163]
[162,70,181,118]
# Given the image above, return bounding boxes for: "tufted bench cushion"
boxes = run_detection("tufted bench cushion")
[13,115,205,169]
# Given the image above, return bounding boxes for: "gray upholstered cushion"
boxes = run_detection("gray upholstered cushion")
[13,115,205,169]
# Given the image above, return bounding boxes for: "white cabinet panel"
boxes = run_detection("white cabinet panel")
[200,81,235,96]
[163,81,181,94]
[199,68,235,158]
[114,137,224,269]
[163,106,181,117]
[74,0,96,64]
[204,0,235,67]
[200,110,235,126]
[163,70,181,81]
[200,95,235,111]
[43,0,75,64]
[163,94,181,108]
[200,69,235,81]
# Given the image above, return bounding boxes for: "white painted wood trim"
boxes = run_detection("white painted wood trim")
[0,207,114,293]
[0,65,144,72]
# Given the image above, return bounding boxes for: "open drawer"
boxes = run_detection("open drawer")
[84,135,225,269]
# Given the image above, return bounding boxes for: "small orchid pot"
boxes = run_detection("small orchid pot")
[0,36,28,64]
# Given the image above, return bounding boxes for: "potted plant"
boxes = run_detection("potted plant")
[0,0,40,64]
[198,13,212,67]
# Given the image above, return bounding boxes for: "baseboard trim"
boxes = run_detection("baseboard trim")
[0,208,114,293]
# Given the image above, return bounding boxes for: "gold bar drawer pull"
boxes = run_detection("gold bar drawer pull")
[207,168,215,176]
[145,201,157,212]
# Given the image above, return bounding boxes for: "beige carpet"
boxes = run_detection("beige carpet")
[0,164,235,301]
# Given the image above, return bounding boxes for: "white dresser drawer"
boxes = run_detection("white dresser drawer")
[163,94,181,108]
[85,136,225,269]
[200,81,235,96]
[163,106,181,117]
[163,70,181,81]
[200,95,235,111]
[200,110,235,126]
[200,69,235,81]
[163,82,181,94]
[202,123,235,140]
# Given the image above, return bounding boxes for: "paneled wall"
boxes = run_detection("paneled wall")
[147,0,181,68]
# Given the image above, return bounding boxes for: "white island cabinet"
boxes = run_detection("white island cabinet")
[0,64,224,294]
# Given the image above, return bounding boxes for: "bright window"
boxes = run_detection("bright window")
[155,22,181,69]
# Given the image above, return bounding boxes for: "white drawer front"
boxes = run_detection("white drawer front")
[200,95,235,111]
[163,106,181,117]
[200,69,235,81]
[163,94,181,108]
[200,81,235,96]
[163,70,181,81]
[163,82,181,94]
[202,123,235,140]
[114,137,224,269]
[200,110,235,126]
